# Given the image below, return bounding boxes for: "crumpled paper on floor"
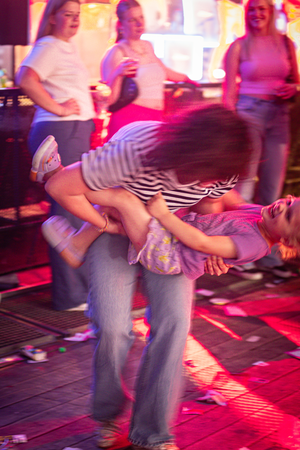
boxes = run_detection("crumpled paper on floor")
[196,390,227,406]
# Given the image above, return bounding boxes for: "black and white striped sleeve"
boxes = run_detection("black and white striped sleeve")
[81,139,142,190]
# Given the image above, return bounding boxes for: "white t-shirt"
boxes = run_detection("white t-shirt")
[21,36,95,124]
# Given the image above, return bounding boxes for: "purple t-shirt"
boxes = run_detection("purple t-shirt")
[179,205,270,280]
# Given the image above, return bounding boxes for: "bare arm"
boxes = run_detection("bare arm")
[101,45,138,105]
[147,193,237,259]
[140,40,198,86]
[16,66,80,116]
[276,36,300,100]
[223,39,241,110]
[164,65,199,86]
[185,193,243,275]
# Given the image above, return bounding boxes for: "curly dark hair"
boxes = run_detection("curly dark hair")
[145,103,252,183]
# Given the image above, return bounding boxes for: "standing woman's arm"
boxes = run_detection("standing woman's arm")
[276,36,300,100]
[223,39,242,111]
[101,45,138,105]
[16,66,80,116]
[288,37,300,85]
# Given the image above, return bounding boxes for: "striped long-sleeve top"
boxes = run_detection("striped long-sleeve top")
[81,121,238,212]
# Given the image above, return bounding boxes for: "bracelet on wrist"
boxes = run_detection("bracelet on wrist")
[95,212,109,234]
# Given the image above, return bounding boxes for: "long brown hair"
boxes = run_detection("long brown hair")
[144,103,252,183]
[36,0,80,41]
[115,0,141,42]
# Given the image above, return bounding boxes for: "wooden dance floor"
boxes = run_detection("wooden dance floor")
[0,265,300,450]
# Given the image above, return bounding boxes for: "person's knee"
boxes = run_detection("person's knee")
[154,308,191,340]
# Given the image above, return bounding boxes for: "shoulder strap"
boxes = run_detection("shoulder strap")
[283,34,295,83]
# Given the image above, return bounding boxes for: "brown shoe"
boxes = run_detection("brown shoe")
[97,421,121,448]
[132,443,179,450]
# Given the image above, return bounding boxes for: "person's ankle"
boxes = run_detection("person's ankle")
[43,165,62,182]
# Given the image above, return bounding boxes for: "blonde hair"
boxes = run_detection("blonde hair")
[36,0,80,41]
[278,243,300,260]
[243,0,281,57]
[245,0,277,36]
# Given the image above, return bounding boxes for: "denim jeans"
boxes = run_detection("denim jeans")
[88,233,194,447]
[236,95,290,206]
[28,120,94,310]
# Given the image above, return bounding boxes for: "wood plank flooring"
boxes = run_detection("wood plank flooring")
[1,271,300,450]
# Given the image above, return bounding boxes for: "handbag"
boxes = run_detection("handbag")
[108,76,139,113]
[283,34,297,103]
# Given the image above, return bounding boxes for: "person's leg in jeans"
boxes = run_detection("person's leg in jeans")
[256,102,290,206]
[235,96,265,203]
[129,268,194,447]
[28,120,94,310]
[88,232,139,421]
[255,102,291,270]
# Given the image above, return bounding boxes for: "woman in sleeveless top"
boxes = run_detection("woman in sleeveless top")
[223,0,299,277]
[101,0,198,140]
[223,0,299,205]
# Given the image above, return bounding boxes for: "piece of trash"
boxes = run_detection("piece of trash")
[0,355,23,364]
[286,348,300,359]
[28,359,49,364]
[252,361,269,366]
[223,305,247,317]
[196,390,227,406]
[195,288,214,297]
[58,347,66,353]
[265,282,276,288]
[0,435,27,444]
[249,377,268,383]
[184,360,196,368]
[182,407,203,415]
[64,328,96,342]
[20,345,47,362]
[209,298,231,305]
[62,448,83,450]
[245,335,261,343]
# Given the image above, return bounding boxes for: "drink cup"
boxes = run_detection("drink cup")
[124,57,139,77]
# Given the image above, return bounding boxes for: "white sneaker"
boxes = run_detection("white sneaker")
[30,135,61,183]
[41,216,85,268]
[66,303,87,312]
[229,263,263,281]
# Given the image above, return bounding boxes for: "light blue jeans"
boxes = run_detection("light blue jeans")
[236,95,290,206]
[88,233,194,447]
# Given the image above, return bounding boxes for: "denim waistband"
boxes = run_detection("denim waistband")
[238,94,288,105]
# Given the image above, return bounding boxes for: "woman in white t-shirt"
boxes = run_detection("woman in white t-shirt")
[16,0,96,311]
[101,0,198,140]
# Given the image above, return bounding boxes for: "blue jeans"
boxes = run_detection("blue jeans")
[88,233,194,447]
[236,95,290,206]
[28,120,94,310]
